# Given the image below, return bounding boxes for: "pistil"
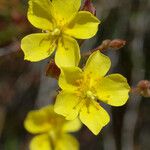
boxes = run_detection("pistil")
[51,28,61,36]
[86,90,96,100]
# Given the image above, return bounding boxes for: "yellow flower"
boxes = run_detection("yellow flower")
[24,105,82,150]
[21,0,100,67]
[54,51,130,135]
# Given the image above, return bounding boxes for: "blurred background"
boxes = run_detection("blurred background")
[0,0,150,150]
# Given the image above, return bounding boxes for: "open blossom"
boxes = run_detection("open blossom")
[21,0,100,67]
[24,105,81,150]
[54,51,130,135]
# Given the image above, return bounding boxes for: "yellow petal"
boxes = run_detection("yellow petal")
[84,51,111,78]
[56,134,79,150]
[52,0,81,25]
[28,0,54,30]
[64,11,100,39]
[79,102,110,135]
[62,118,82,133]
[54,91,80,120]
[21,33,56,62]
[96,74,130,106]
[30,134,52,150]
[59,67,83,92]
[24,106,54,134]
[55,35,80,67]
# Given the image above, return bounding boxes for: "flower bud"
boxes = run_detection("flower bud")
[82,39,126,57]
[137,80,150,97]
[109,39,126,49]
[97,39,126,51]
[45,60,60,79]
[82,0,96,16]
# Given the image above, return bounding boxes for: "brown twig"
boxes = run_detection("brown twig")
[82,39,126,57]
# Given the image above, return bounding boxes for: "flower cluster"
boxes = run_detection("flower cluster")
[22,0,130,149]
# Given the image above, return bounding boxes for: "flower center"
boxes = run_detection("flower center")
[86,90,96,100]
[51,28,61,36]
[48,116,66,143]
